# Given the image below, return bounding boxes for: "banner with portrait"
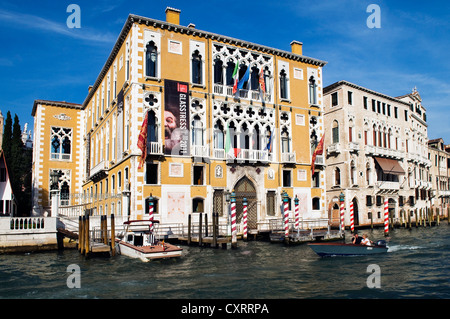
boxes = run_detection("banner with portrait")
[164,79,190,156]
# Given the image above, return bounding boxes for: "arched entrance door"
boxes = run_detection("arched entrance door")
[352,198,359,226]
[234,177,257,229]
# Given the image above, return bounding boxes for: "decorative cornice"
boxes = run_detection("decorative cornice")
[323,80,411,107]
[81,13,328,108]
[32,99,82,116]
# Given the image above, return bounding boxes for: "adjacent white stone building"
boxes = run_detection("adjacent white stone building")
[323,81,431,228]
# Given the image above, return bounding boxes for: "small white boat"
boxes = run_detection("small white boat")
[308,240,388,257]
[116,220,183,262]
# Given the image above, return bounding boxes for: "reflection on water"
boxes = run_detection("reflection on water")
[0,225,449,299]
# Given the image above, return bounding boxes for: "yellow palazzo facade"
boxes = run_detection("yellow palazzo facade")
[32,8,327,231]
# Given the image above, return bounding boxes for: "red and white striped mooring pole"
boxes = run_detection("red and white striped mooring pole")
[231,190,237,248]
[148,194,154,232]
[243,197,248,241]
[294,195,300,231]
[282,191,289,243]
[384,197,389,236]
[350,201,355,233]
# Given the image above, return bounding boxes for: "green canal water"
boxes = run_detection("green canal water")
[0,225,448,300]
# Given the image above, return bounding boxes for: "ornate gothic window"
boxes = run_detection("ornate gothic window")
[213,58,223,84]
[250,65,260,91]
[226,60,236,86]
[214,120,224,150]
[51,127,72,160]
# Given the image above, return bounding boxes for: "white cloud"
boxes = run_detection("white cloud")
[0,9,116,44]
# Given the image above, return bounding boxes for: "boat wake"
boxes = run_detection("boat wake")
[387,245,424,252]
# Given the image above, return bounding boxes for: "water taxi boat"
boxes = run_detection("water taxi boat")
[116,220,183,262]
[308,240,388,257]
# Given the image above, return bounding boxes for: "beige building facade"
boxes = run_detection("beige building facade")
[324,81,431,228]
[428,138,450,212]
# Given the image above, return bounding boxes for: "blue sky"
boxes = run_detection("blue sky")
[0,0,449,141]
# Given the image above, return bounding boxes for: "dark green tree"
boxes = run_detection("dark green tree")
[2,111,12,159]
[2,112,32,216]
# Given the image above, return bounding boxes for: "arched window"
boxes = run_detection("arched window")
[348,120,354,143]
[60,181,70,206]
[51,136,60,155]
[241,123,250,150]
[252,125,261,151]
[388,128,392,149]
[310,128,318,154]
[214,121,224,150]
[250,65,260,90]
[332,120,339,144]
[378,126,382,147]
[264,67,271,94]
[192,50,202,84]
[280,69,288,99]
[146,110,158,143]
[281,129,290,153]
[145,41,158,77]
[350,161,356,185]
[238,64,249,89]
[229,122,238,149]
[213,58,223,84]
[226,60,236,86]
[192,115,203,146]
[309,76,317,105]
[366,162,372,185]
[334,167,341,186]
[372,125,377,146]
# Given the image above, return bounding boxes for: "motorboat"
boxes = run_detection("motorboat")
[116,220,183,262]
[308,240,388,257]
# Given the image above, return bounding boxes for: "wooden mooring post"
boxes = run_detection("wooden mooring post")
[78,216,84,254]
[187,214,192,246]
[78,213,114,257]
[408,210,412,230]
[84,215,90,256]
[110,214,115,256]
[212,212,217,248]
[199,213,203,247]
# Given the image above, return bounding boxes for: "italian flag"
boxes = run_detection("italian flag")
[232,59,239,94]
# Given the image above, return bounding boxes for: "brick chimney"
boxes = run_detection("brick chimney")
[290,40,303,55]
[165,7,181,25]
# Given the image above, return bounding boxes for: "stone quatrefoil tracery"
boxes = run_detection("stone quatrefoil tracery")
[213,100,276,136]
